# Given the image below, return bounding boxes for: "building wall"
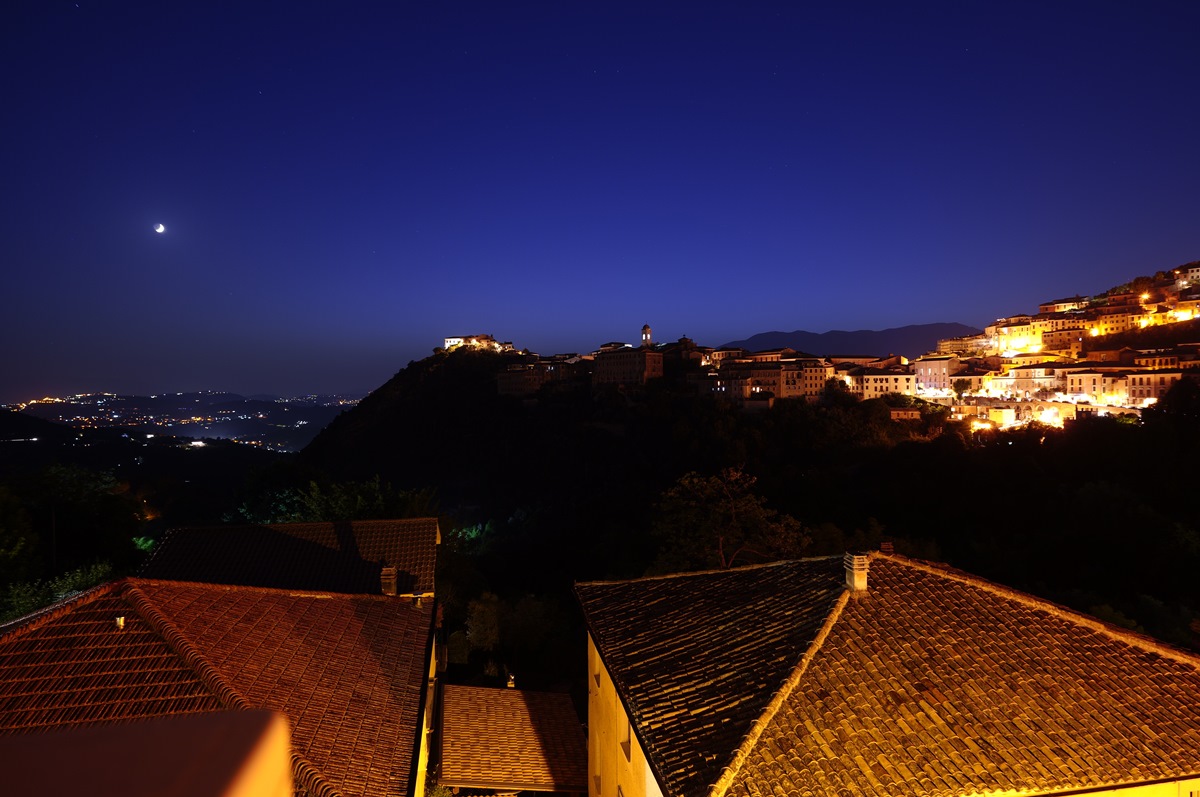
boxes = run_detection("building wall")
[588,634,664,797]
[1072,778,1200,797]
[593,349,664,386]
[913,357,959,392]
[1128,370,1183,402]
[418,634,445,797]
[853,371,916,398]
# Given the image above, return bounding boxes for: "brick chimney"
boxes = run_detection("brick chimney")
[381,566,398,596]
[843,552,869,592]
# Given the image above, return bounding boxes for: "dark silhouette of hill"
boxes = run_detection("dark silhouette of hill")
[295,346,1200,654]
[722,323,981,358]
[0,409,74,442]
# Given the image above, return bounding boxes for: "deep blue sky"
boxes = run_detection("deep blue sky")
[5,1,1199,402]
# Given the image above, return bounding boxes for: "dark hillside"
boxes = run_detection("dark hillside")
[298,349,1200,653]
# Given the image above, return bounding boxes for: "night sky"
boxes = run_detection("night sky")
[5,2,1199,402]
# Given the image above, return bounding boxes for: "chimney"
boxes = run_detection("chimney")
[381,566,398,596]
[507,673,516,689]
[843,552,869,592]
[879,540,894,554]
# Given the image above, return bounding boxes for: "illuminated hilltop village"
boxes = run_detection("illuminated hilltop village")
[453,262,1200,429]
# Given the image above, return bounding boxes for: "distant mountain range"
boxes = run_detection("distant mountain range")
[721,323,981,360]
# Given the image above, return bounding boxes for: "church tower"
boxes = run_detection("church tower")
[641,324,652,348]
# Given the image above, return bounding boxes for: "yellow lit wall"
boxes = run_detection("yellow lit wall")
[587,634,664,797]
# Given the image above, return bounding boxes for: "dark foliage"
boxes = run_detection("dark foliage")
[297,349,1199,663]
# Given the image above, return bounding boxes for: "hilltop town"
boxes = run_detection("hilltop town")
[449,263,1200,428]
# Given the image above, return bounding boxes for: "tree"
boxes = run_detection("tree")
[232,476,437,523]
[650,467,809,572]
[821,377,857,407]
[27,465,142,575]
[952,378,971,401]
[1145,377,1200,423]
[0,486,37,586]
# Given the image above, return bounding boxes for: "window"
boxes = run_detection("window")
[621,716,632,760]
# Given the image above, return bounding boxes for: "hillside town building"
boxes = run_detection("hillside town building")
[463,267,1200,422]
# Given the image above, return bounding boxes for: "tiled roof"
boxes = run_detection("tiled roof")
[0,578,435,797]
[579,554,1200,797]
[140,518,440,595]
[439,685,588,792]
[576,559,847,797]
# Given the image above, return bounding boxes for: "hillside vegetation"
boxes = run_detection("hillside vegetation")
[296,349,1200,670]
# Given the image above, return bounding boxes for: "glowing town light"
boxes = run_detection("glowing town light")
[1037,408,1063,427]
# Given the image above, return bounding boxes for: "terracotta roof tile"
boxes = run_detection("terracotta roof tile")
[727,555,1200,797]
[576,558,846,797]
[139,518,439,595]
[0,578,435,797]
[439,685,587,791]
[579,554,1200,797]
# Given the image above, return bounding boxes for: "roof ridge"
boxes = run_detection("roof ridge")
[881,552,1200,671]
[131,576,401,601]
[577,555,842,587]
[123,583,253,712]
[125,583,347,797]
[291,751,346,797]
[707,587,852,797]
[163,518,438,533]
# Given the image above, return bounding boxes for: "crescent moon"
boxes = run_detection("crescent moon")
[154,223,166,233]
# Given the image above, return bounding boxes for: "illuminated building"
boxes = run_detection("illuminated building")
[577,552,1200,797]
[1127,368,1185,403]
[1040,327,1087,357]
[912,355,960,393]
[444,333,514,352]
[1064,369,1129,405]
[1003,360,1065,397]
[594,346,665,387]
[1038,296,1088,313]
[845,367,917,398]
[986,315,1039,354]
[706,354,835,403]
[935,333,990,355]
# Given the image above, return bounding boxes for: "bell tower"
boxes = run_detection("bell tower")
[641,324,652,348]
